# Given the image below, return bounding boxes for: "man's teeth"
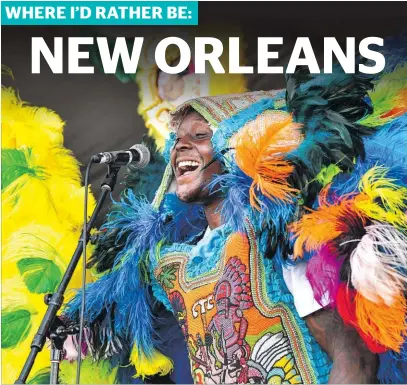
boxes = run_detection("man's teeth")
[178,161,200,169]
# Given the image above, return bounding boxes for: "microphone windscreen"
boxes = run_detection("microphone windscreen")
[130,144,151,169]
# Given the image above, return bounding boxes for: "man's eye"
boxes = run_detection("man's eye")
[195,132,209,139]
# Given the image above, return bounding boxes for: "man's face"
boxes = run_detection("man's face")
[170,111,222,203]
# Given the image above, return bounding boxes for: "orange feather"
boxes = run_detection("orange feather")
[290,191,365,259]
[381,88,407,119]
[355,292,407,352]
[234,111,302,210]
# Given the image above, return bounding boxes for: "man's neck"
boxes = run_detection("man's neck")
[203,197,223,230]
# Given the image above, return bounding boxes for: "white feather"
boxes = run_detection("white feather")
[350,222,407,306]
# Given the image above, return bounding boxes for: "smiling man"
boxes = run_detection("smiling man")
[66,65,407,384]
[162,96,378,384]
[171,110,223,229]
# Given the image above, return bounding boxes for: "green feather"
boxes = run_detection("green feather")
[316,164,342,187]
[59,357,118,384]
[17,258,62,294]
[360,63,407,127]
[1,308,32,349]
[1,148,46,191]
[27,368,51,384]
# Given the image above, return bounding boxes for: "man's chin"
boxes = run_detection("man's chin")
[176,187,201,203]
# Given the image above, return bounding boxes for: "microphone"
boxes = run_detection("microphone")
[91,144,150,168]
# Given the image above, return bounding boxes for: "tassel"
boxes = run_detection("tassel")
[234,111,302,210]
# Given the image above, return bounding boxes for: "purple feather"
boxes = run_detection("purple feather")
[306,244,344,307]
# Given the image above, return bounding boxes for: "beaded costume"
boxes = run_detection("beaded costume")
[66,52,407,384]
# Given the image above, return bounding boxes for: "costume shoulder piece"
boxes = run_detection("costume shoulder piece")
[64,43,407,383]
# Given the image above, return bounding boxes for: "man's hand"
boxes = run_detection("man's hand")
[305,309,378,384]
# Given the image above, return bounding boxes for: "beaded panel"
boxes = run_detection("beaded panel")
[153,222,326,384]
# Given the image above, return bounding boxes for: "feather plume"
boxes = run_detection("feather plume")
[355,292,407,353]
[285,67,376,204]
[291,194,365,259]
[209,166,251,233]
[102,190,164,267]
[378,339,407,384]
[65,267,158,362]
[2,144,94,239]
[330,113,407,197]
[1,148,46,192]
[59,357,117,384]
[101,190,205,270]
[350,223,407,306]
[337,282,407,353]
[65,190,205,363]
[234,111,302,210]
[294,165,407,258]
[3,224,94,301]
[355,166,407,228]
[336,283,390,354]
[1,82,97,385]
[360,64,407,127]
[305,244,344,307]
[2,86,64,149]
[130,346,173,379]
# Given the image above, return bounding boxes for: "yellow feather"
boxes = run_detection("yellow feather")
[2,87,64,149]
[2,340,50,383]
[2,83,96,384]
[130,346,173,379]
[355,166,407,229]
[2,276,50,382]
[3,177,95,239]
[3,224,94,296]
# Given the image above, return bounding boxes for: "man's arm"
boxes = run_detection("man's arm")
[305,308,378,384]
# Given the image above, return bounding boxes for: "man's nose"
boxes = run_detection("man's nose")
[175,134,193,151]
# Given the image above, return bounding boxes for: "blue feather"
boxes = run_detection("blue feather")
[208,164,251,233]
[65,189,206,360]
[331,113,407,195]
[378,340,407,384]
[163,132,177,163]
[65,265,158,357]
[161,193,207,242]
[103,190,164,267]
[209,160,297,236]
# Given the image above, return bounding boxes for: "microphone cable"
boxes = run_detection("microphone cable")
[76,158,93,384]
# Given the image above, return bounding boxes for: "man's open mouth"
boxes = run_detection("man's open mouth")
[176,159,201,178]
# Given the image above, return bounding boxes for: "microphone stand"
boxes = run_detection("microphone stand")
[15,164,121,384]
